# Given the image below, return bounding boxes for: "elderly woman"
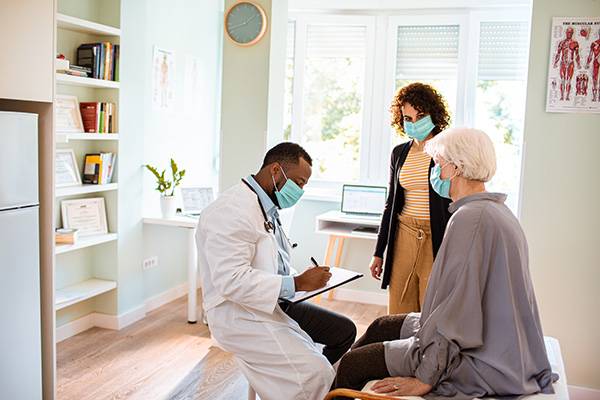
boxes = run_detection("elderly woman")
[331,127,555,399]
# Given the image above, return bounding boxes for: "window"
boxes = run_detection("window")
[286,15,375,184]
[283,7,530,215]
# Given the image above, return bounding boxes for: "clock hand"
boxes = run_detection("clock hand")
[228,14,258,30]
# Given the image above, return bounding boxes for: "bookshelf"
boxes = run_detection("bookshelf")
[55,3,121,317]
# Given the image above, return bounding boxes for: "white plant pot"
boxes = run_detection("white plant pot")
[160,195,177,219]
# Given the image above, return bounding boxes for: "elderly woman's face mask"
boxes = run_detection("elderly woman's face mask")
[430,162,456,199]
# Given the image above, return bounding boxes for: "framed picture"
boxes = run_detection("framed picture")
[55,148,82,187]
[56,94,84,133]
[61,197,108,236]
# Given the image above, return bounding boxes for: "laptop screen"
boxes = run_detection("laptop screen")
[341,185,387,215]
[181,187,214,214]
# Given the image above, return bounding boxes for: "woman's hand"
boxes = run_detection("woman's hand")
[370,377,432,396]
[368,256,383,280]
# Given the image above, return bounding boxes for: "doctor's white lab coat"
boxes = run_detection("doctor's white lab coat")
[196,181,334,400]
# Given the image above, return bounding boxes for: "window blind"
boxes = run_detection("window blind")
[286,21,295,59]
[306,25,366,58]
[395,25,459,80]
[478,22,529,80]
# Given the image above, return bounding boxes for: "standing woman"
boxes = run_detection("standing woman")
[369,83,452,314]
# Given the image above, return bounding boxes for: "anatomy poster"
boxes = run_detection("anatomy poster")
[546,17,600,113]
[152,46,176,113]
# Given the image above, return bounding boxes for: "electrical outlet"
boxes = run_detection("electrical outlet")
[143,256,158,270]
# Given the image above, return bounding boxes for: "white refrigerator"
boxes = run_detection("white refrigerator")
[0,111,43,399]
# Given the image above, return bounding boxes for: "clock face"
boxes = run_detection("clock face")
[225,1,267,46]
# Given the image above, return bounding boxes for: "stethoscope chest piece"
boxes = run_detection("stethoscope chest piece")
[264,220,275,233]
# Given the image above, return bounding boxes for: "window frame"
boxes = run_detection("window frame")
[282,6,532,209]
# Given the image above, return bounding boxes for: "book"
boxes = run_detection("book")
[282,267,363,304]
[77,44,99,78]
[55,228,79,245]
[57,68,88,77]
[79,102,101,133]
[82,153,102,184]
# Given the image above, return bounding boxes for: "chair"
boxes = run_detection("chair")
[324,337,569,400]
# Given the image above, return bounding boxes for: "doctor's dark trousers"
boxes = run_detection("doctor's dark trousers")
[283,300,357,365]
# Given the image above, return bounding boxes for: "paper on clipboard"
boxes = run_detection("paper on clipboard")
[283,267,363,304]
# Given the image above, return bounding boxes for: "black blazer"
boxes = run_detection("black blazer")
[374,140,452,289]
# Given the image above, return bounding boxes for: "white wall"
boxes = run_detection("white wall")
[520,0,600,390]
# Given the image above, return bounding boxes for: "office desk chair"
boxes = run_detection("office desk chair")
[324,337,568,400]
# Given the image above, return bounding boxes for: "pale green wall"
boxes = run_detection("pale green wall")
[120,0,223,309]
[520,0,600,389]
[220,0,289,192]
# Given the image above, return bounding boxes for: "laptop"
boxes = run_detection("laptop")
[180,187,215,217]
[340,184,387,218]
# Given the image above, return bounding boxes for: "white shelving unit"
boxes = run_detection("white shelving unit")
[56,183,118,197]
[55,233,118,255]
[55,7,120,312]
[55,279,117,310]
[57,132,119,141]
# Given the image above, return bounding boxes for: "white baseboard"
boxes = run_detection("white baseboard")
[56,279,202,343]
[144,280,196,313]
[331,287,388,306]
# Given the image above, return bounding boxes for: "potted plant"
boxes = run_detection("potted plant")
[145,158,186,218]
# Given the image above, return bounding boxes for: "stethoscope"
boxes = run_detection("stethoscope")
[241,179,298,249]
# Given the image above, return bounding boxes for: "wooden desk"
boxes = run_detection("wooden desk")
[143,215,201,323]
[315,211,380,302]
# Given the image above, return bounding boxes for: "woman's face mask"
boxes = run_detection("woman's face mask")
[272,165,304,208]
[430,162,456,199]
[403,115,435,141]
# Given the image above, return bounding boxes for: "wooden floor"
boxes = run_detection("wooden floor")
[57,291,387,400]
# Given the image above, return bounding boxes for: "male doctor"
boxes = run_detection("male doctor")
[196,142,356,400]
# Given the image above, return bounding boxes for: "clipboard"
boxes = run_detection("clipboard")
[282,267,363,304]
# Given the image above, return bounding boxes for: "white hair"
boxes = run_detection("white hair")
[425,127,497,182]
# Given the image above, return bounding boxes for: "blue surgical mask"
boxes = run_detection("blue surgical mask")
[430,162,455,199]
[272,166,304,208]
[404,115,435,141]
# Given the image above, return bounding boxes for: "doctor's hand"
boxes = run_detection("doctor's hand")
[369,256,383,280]
[294,266,331,292]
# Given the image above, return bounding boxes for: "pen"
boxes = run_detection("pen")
[310,257,319,267]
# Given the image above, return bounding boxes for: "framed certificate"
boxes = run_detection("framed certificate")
[56,94,84,133]
[55,148,82,187]
[61,198,108,236]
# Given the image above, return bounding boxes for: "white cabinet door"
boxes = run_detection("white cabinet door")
[0,0,54,102]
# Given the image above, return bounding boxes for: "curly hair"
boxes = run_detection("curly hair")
[390,83,451,138]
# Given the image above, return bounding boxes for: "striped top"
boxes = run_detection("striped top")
[399,150,431,220]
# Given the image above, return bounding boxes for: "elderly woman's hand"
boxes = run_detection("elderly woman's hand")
[370,377,432,396]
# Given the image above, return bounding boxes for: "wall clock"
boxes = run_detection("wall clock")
[224,1,267,46]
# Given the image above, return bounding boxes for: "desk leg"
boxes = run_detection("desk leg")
[315,235,338,306]
[188,228,199,323]
[328,236,345,301]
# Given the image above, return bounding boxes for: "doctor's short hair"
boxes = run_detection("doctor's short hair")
[261,142,312,170]
[425,127,497,182]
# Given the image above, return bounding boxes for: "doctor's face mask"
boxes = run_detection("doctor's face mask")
[272,165,305,208]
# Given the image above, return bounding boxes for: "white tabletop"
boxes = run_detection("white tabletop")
[143,214,199,229]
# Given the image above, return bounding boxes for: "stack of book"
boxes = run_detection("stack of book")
[57,65,92,77]
[55,228,79,245]
[79,102,116,133]
[83,153,117,185]
[77,42,120,81]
